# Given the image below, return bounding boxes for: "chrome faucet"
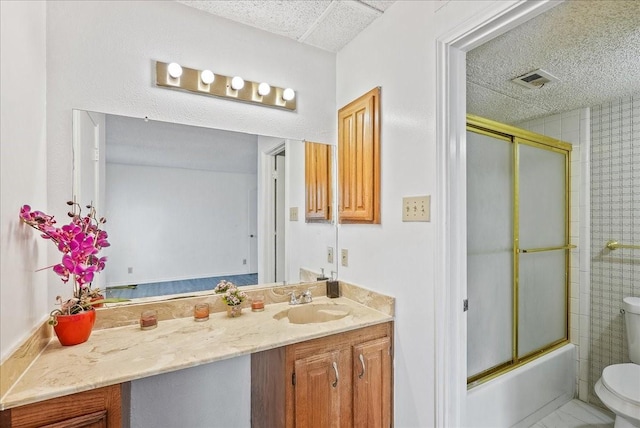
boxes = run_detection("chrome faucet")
[289,291,301,305]
[301,289,313,304]
[289,287,315,305]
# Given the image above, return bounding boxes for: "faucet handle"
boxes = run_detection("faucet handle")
[302,287,315,303]
[289,291,300,305]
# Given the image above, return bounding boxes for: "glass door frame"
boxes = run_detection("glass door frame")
[466,114,573,387]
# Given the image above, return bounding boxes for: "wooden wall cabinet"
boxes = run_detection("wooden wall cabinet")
[0,384,122,428]
[305,141,332,222]
[251,322,393,428]
[338,87,381,224]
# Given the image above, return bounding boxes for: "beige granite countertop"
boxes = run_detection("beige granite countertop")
[1,287,393,410]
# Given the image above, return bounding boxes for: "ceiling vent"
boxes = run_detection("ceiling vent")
[511,69,558,89]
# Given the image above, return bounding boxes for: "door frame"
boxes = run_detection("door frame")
[257,140,287,284]
[434,1,562,426]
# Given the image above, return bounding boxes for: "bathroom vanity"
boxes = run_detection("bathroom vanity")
[0,282,394,427]
[252,322,392,428]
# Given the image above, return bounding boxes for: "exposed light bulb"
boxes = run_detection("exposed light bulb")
[282,88,295,101]
[167,62,183,78]
[201,69,215,85]
[258,82,271,96]
[231,76,245,90]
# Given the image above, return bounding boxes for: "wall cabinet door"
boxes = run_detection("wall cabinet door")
[305,141,332,222]
[338,87,380,224]
[353,337,392,428]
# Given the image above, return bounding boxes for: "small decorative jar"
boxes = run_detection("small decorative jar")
[140,309,158,330]
[194,303,210,321]
[226,304,242,318]
[251,294,265,312]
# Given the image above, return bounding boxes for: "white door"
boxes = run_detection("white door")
[275,153,286,282]
[73,110,100,209]
[248,186,258,273]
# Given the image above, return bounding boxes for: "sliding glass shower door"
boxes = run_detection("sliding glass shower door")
[466,116,571,385]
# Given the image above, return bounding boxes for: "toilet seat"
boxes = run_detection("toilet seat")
[602,364,640,407]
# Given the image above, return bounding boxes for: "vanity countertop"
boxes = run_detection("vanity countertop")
[0,295,393,410]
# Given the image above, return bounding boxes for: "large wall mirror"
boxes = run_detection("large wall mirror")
[72,110,338,301]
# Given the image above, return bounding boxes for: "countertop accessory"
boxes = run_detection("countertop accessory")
[140,310,158,330]
[327,271,340,298]
[251,294,265,312]
[194,303,209,321]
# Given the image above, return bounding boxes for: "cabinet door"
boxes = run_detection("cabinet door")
[294,350,349,428]
[338,87,380,224]
[41,411,107,428]
[353,337,391,428]
[305,141,332,222]
[0,384,120,428]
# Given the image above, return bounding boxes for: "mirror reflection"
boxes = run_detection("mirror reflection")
[72,110,337,301]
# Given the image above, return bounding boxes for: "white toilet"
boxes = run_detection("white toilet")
[595,296,640,428]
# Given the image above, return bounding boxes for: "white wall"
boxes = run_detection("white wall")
[336,3,438,426]
[0,0,49,361]
[105,164,256,286]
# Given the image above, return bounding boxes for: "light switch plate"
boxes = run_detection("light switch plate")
[341,249,348,267]
[402,195,431,222]
[290,207,299,221]
[327,247,334,264]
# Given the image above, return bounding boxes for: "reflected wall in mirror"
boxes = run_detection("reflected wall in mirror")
[72,110,337,301]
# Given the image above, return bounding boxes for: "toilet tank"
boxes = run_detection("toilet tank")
[624,297,640,363]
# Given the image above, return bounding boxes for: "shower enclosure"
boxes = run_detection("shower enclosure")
[466,115,572,386]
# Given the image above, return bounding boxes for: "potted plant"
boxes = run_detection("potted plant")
[214,280,247,317]
[19,201,121,345]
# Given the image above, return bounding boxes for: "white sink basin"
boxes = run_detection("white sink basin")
[274,303,351,324]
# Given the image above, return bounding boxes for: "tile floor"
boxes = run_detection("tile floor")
[105,273,258,299]
[529,399,614,428]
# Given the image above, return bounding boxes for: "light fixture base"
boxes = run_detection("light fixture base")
[155,61,297,111]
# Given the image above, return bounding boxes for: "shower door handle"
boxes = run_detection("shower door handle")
[518,244,576,253]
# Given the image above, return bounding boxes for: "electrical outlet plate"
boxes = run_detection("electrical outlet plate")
[290,207,298,221]
[327,247,334,264]
[402,195,431,222]
[341,249,348,267]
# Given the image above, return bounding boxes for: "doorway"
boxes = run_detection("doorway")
[434,2,561,426]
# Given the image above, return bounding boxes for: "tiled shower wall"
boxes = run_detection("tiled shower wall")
[588,94,640,406]
[518,107,590,400]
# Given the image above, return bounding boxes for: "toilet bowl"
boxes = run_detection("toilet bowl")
[595,297,640,428]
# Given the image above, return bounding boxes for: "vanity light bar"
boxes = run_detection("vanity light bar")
[155,61,297,111]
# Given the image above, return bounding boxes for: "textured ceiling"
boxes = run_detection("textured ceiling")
[177,0,396,52]
[106,114,258,173]
[467,0,640,124]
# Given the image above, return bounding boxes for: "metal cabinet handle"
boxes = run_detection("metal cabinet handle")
[358,354,366,379]
[332,362,339,388]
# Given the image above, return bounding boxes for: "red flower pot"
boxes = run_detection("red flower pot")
[90,294,105,308]
[53,308,96,346]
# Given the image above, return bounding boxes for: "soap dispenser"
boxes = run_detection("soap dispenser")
[316,268,329,281]
[326,271,340,298]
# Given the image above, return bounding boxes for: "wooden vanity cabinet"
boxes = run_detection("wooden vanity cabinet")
[251,322,393,428]
[338,87,381,224]
[0,384,121,428]
[305,141,332,222]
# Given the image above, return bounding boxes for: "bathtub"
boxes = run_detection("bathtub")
[465,344,576,428]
